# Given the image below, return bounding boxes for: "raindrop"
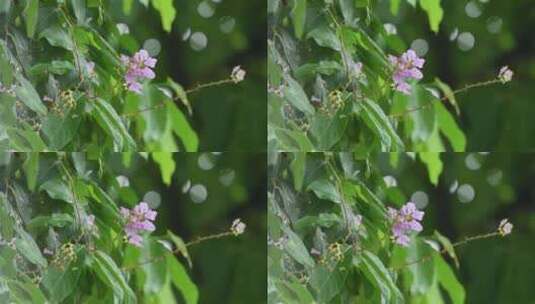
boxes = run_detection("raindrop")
[465,1,482,18]
[116,175,130,187]
[190,184,208,203]
[411,191,429,209]
[198,153,216,170]
[383,175,398,188]
[449,28,459,41]
[116,23,130,35]
[219,16,236,33]
[487,169,503,186]
[449,180,459,193]
[487,17,503,34]
[143,191,162,208]
[384,23,397,35]
[143,39,162,56]
[411,39,429,56]
[182,180,191,193]
[190,32,208,51]
[457,184,475,203]
[457,32,475,51]
[197,1,215,18]
[465,153,482,171]
[219,169,236,186]
[182,28,192,41]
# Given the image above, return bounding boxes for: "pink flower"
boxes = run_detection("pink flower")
[498,66,513,84]
[388,202,424,247]
[121,49,157,94]
[120,202,157,247]
[388,49,425,95]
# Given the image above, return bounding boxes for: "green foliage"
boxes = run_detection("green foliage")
[0,1,198,152]
[268,0,465,153]
[268,152,464,303]
[0,153,197,303]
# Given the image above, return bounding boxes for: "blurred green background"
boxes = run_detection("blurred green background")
[377,153,535,303]
[107,152,267,303]
[379,1,535,151]
[110,0,266,151]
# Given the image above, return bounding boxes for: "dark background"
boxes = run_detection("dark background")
[107,152,267,304]
[380,0,535,151]
[378,153,535,303]
[111,0,267,151]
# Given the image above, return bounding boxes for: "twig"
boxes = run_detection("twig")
[121,78,235,117]
[392,232,500,270]
[389,79,502,119]
[122,231,236,271]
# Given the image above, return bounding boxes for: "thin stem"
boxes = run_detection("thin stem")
[121,78,235,117]
[393,232,500,270]
[122,231,236,271]
[185,79,235,94]
[389,79,502,119]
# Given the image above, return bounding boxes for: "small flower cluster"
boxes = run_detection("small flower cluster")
[388,202,424,246]
[230,66,246,83]
[498,66,513,84]
[120,49,157,94]
[230,218,246,236]
[388,49,425,95]
[498,218,513,236]
[120,202,157,247]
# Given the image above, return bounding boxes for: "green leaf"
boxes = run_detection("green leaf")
[357,99,404,151]
[39,25,74,51]
[141,240,168,294]
[167,100,198,152]
[390,0,401,14]
[309,265,344,303]
[39,178,74,203]
[294,61,342,82]
[434,254,465,304]
[15,228,47,268]
[71,0,86,24]
[290,153,306,191]
[91,251,136,304]
[434,78,459,115]
[24,0,39,38]
[152,152,176,185]
[406,240,436,296]
[23,153,39,191]
[0,1,11,13]
[359,251,403,302]
[306,178,341,203]
[419,0,443,33]
[434,230,459,268]
[167,254,199,304]
[7,126,48,151]
[42,112,82,150]
[93,98,137,151]
[282,225,315,268]
[291,0,306,39]
[42,264,81,303]
[306,25,341,51]
[0,41,13,85]
[283,76,315,116]
[167,230,192,268]
[151,0,177,32]
[435,102,466,152]
[27,213,74,231]
[167,78,192,115]
[14,75,47,116]
[310,112,349,150]
[419,152,443,185]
